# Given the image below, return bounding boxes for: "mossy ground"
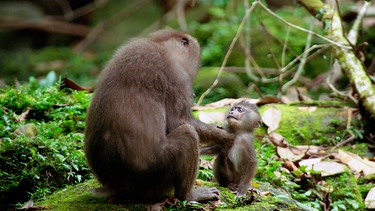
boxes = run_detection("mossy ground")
[35,101,368,211]
[257,103,362,146]
[37,180,145,211]
[36,180,311,211]
[1,83,369,210]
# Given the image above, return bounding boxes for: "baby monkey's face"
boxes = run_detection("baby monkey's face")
[226,102,262,133]
[227,105,246,121]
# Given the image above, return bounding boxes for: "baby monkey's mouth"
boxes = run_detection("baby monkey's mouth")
[227,115,237,120]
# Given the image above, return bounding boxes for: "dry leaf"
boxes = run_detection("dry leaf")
[283,160,300,172]
[283,87,310,102]
[297,106,317,112]
[268,132,288,147]
[262,106,281,133]
[335,149,375,175]
[299,157,322,166]
[60,77,93,92]
[193,98,258,110]
[277,146,305,162]
[317,180,333,193]
[198,111,226,124]
[263,191,271,196]
[365,187,375,209]
[21,200,34,209]
[16,108,31,122]
[296,87,313,102]
[202,98,238,108]
[289,145,328,158]
[256,96,282,106]
[299,158,346,177]
[280,96,290,104]
[147,202,165,211]
[200,158,214,170]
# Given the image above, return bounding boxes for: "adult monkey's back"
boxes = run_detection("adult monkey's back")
[84,29,235,201]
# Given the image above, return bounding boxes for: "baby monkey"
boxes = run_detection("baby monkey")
[200,100,262,197]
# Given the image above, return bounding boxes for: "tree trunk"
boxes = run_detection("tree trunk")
[297,0,375,118]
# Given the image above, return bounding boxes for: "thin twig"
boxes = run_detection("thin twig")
[74,0,149,52]
[281,9,296,68]
[195,2,258,106]
[55,0,74,20]
[105,0,150,28]
[281,44,331,73]
[240,1,269,82]
[330,134,355,152]
[197,0,351,105]
[141,6,182,34]
[325,69,358,104]
[283,45,330,81]
[260,23,281,70]
[347,1,370,44]
[241,43,278,83]
[176,0,188,31]
[279,9,295,95]
[69,0,108,21]
[243,0,254,81]
[0,17,90,36]
[74,21,106,53]
[257,0,351,49]
[346,108,353,129]
[248,84,264,98]
[281,18,314,93]
[191,0,197,7]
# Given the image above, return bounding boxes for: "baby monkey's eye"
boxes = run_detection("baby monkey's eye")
[237,107,247,112]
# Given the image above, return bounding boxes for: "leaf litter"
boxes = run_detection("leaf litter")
[196,98,375,209]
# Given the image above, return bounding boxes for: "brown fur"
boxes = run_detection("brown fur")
[84,29,234,202]
[199,100,261,197]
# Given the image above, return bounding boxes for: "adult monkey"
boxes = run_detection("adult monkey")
[84,29,235,202]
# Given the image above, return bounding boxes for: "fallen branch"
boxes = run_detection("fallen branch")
[0,17,90,36]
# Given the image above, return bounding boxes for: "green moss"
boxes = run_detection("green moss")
[342,143,373,159]
[326,172,365,210]
[258,104,361,145]
[36,180,313,211]
[37,180,145,211]
[0,83,92,208]
[358,174,375,199]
